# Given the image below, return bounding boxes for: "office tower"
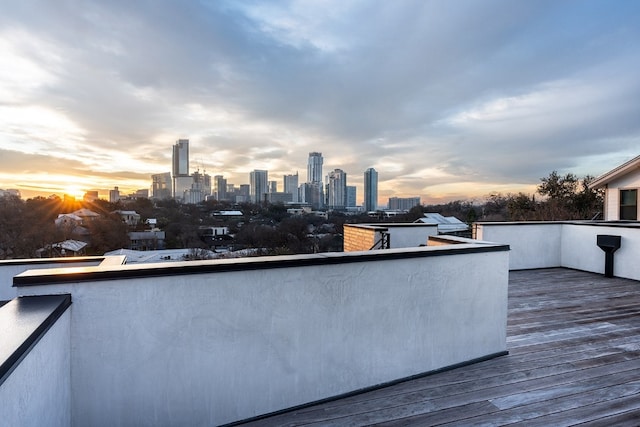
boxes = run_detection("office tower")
[327,169,347,209]
[250,170,268,204]
[346,186,356,208]
[152,172,172,200]
[172,139,189,176]
[269,181,277,194]
[364,167,378,212]
[388,197,421,211]
[307,152,323,183]
[214,175,227,201]
[172,139,192,200]
[299,182,324,210]
[284,173,299,202]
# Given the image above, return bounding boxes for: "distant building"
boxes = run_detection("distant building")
[267,192,293,204]
[307,152,323,183]
[388,197,421,211]
[250,170,268,204]
[214,175,227,201]
[128,230,166,251]
[113,210,141,227]
[151,172,172,200]
[172,139,192,201]
[299,182,324,210]
[284,173,299,202]
[109,187,120,203]
[326,169,347,209]
[83,191,99,202]
[268,180,277,194]
[347,185,357,208]
[132,189,149,199]
[364,168,378,212]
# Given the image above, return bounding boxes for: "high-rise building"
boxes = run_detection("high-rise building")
[269,181,277,194]
[151,172,172,200]
[214,175,227,201]
[327,169,347,209]
[172,139,189,176]
[364,167,378,212]
[299,182,324,210]
[346,186,356,208]
[172,139,192,200]
[250,170,268,204]
[307,152,323,183]
[284,173,299,202]
[388,197,421,211]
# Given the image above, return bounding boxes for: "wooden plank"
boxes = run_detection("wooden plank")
[236,268,640,426]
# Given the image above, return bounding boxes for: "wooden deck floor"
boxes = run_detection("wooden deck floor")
[237,268,640,426]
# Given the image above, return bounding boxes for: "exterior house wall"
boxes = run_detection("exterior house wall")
[603,173,640,220]
[0,309,71,427]
[16,246,509,426]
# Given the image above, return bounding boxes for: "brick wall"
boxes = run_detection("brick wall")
[343,225,383,252]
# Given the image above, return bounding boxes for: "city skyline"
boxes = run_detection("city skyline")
[2,1,640,203]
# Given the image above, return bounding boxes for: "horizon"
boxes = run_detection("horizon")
[2,1,639,204]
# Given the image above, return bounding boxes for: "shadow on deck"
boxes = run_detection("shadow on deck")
[237,268,640,426]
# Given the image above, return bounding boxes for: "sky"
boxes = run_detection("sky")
[1,0,639,205]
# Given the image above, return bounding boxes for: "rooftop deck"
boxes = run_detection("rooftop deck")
[237,268,640,426]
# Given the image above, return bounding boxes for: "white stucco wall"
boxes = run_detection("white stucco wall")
[0,259,104,301]
[17,247,509,426]
[475,222,640,281]
[475,223,563,270]
[386,224,438,248]
[0,309,71,427]
[561,224,640,279]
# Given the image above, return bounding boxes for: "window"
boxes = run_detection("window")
[620,189,637,220]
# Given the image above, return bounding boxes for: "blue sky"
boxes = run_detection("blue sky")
[1,0,639,203]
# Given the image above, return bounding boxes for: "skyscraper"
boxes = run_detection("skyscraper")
[172,139,189,176]
[151,172,172,200]
[250,170,268,204]
[346,186,357,208]
[284,173,299,202]
[214,175,227,201]
[172,139,192,200]
[364,167,378,212]
[327,168,347,209]
[307,152,323,183]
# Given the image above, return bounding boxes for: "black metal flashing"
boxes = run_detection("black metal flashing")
[221,350,509,426]
[0,294,72,386]
[0,256,107,267]
[13,244,509,287]
[476,220,640,228]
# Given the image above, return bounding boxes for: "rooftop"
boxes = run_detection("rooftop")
[236,268,640,426]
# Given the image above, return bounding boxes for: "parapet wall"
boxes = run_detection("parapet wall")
[15,244,508,426]
[475,221,640,281]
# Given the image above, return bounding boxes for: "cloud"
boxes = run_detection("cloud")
[1,0,639,204]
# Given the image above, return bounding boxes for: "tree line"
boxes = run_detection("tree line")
[0,171,604,260]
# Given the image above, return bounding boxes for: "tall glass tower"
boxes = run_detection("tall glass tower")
[307,152,323,183]
[250,170,268,204]
[364,167,378,212]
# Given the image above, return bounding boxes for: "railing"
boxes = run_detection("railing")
[370,231,390,249]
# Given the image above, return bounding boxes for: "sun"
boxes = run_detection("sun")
[63,185,85,200]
